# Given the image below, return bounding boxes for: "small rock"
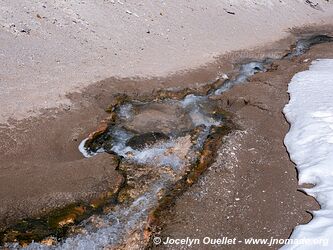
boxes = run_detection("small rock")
[63,105,71,111]
[223,8,235,15]
[20,27,31,34]
[41,237,57,246]
[126,132,169,150]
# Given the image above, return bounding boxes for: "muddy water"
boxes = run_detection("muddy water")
[1,34,332,249]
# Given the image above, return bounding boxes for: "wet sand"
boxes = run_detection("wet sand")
[155,42,333,250]
[0,27,333,248]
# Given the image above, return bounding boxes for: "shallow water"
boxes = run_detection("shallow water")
[214,60,270,95]
[286,35,333,58]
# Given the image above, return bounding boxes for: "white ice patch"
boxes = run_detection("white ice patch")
[282,59,333,249]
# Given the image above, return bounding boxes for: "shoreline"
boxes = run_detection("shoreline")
[0,27,333,248]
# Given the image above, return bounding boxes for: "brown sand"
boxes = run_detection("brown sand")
[154,42,333,250]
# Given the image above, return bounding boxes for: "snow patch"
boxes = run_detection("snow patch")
[282,59,333,249]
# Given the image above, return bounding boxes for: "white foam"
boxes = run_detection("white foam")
[78,138,96,158]
[282,59,333,249]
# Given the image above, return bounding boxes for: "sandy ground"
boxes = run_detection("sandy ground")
[0,0,333,124]
[155,41,333,250]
